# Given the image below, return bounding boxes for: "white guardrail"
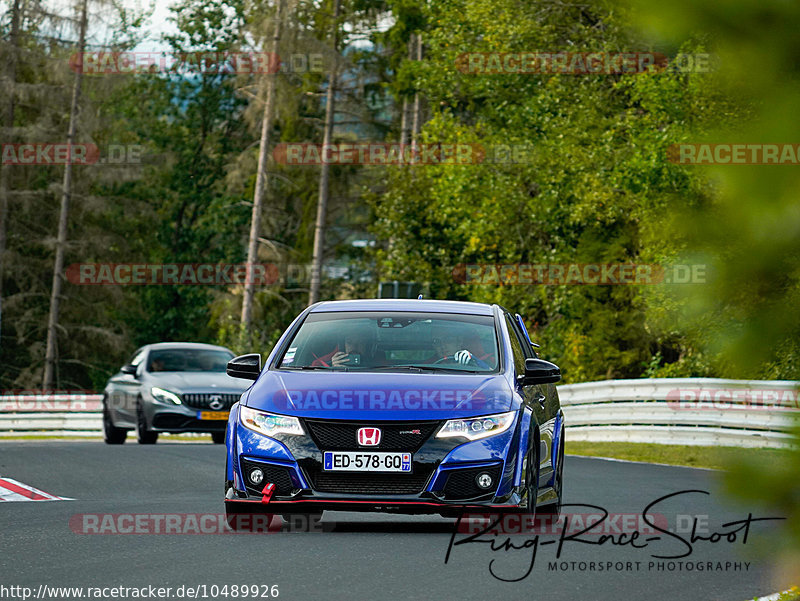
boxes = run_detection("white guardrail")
[559,378,799,448]
[0,393,102,437]
[1,379,798,447]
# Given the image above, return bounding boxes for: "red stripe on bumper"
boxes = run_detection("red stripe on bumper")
[226,497,518,509]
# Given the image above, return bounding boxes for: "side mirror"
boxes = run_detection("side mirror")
[522,358,561,385]
[121,364,138,376]
[227,353,262,380]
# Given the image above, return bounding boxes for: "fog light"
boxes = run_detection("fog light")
[476,472,493,490]
[250,468,264,485]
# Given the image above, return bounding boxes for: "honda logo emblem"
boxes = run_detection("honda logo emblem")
[357,427,381,446]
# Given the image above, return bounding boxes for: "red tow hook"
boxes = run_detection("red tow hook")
[261,483,276,504]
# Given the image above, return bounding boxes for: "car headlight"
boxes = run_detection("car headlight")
[151,387,182,405]
[436,411,516,441]
[240,406,304,437]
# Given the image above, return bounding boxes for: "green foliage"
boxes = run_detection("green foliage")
[627,0,800,381]
[0,0,388,387]
[723,420,800,565]
[369,0,723,382]
[627,0,800,564]
[0,2,144,388]
[3,0,798,409]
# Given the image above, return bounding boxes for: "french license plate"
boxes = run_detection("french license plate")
[197,411,230,420]
[323,451,412,472]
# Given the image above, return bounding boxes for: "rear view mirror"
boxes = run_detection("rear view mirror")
[227,353,262,380]
[121,364,137,375]
[522,358,561,384]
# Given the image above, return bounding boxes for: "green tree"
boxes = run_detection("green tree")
[628,0,800,576]
[370,0,721,382]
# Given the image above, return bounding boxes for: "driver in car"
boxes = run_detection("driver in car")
[311,324,375,368]
[432,327,491,369]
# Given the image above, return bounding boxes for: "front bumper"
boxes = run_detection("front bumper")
[225,409,527,514]
[147,392,241,433]
[224,497,524,516]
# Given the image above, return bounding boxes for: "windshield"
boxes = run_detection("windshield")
[277,311,499,373]
[147,348,233,373]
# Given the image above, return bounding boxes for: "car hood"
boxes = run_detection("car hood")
[244,370,516,420]
[146,371,250,394]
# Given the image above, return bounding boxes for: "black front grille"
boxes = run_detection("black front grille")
[181,393,239,409]
[442,465,502,500]
[312,472,432,495]
[240,459,295,496]
[304,420,440,452]
[152,414,226,430]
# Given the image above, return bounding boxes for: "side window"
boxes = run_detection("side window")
[510,315,535,359]
[129,348,146,367]
[504,315,526,375]
[514,314,538,358]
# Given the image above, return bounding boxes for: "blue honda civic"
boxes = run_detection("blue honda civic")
[223,299,564,522]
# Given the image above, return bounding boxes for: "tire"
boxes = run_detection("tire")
[102,399,127,444]
[211,431,226,444]
[499,430,539,534]
[539,429,564,516]
[135,401,158,444]
[523,432,539,518]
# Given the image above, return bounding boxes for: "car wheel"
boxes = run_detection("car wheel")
[539,429,564,516]
[135,401,158,444]
[499,430,539,534]
[523,432,539,517]
[102,399,127,444]
[211,431,225,444]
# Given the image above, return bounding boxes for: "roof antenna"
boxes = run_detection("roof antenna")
[417,294,423,300]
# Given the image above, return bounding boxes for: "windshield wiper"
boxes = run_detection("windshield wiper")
[280,365,350,371]
[369,364,481,373]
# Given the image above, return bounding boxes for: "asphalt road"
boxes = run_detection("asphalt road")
[0,441,789,601]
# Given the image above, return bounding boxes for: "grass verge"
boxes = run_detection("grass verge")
[752,587,800,601]
[566,441,792,470]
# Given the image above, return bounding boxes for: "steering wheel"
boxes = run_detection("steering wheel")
[433,351,476,366]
